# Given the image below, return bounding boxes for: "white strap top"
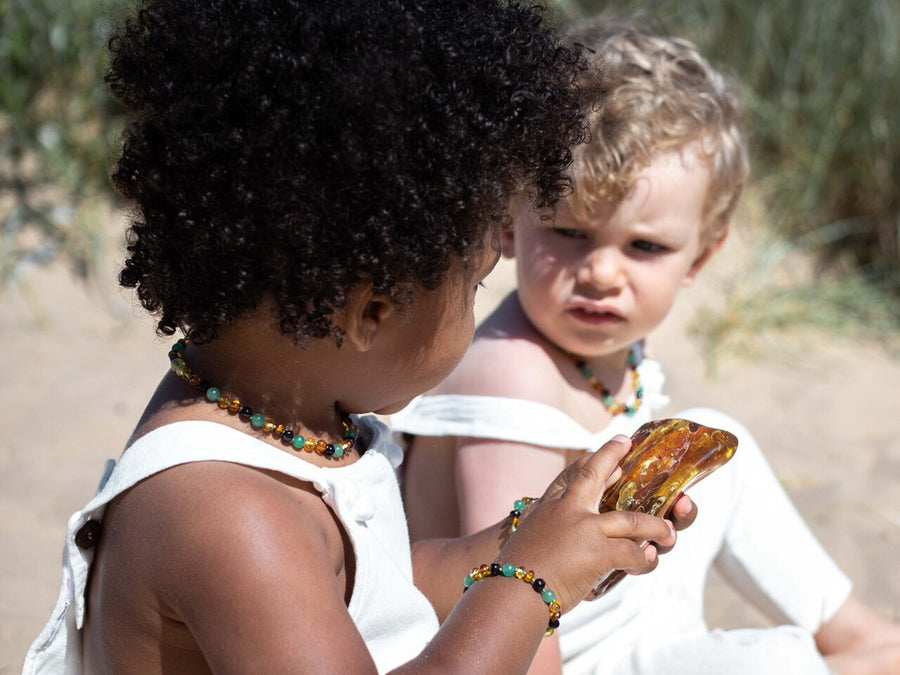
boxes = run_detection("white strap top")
[390,356,670,449]
[24,416,439,674]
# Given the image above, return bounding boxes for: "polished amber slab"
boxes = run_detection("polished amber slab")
[589,418,738,599]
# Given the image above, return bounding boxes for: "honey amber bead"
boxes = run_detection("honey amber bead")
[315,439,327,455]
[228,399,241,412]
[263,418,276,433]
[274,424,285,435]
[217,396,230,409]
[170,358,188,378]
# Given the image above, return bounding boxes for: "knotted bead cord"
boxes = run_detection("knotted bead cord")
[565,345,643,416]
[463,562,562,636]
[168,338,360,458]
[508,497,536,535]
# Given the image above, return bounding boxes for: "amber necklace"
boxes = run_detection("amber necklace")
[564,345,643,416]
[168,338,359,458]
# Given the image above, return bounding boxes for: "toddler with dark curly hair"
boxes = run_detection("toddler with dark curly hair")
[23,2,694,673]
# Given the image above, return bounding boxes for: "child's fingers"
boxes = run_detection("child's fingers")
[560,435,631,504]
[668,493,697,531]
[597,509,676,550]
[596,538,661,576]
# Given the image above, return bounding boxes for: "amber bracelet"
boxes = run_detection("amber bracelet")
[508,496,537,535]
[463,562,561,636]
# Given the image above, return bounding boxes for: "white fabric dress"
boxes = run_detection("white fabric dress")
[391,357,851,675]
[23,416,439,675]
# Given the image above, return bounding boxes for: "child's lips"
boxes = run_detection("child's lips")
[568,306,624,325]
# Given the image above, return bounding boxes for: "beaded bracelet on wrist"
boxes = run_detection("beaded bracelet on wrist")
[463,562,561,636]
[168,338,359,459]
[508,497,536,535]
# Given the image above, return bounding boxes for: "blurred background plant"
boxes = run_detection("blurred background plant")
[1,0,125,288]
[1,0,897,356]
[555,0,900,361]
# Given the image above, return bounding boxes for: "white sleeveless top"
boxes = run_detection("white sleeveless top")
[391,355,669,451]
[390,360,851,675]
[23,416,439,674]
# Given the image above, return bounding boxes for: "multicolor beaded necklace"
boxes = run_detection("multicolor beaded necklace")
[565,345,643,417]
[168,338,360,459]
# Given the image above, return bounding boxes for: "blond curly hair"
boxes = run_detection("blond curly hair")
[567,17,749,242]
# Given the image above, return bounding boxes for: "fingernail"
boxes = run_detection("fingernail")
[612,434,630,443]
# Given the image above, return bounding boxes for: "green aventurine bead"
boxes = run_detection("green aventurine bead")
[333,445,344,458]
[205,387,220,402]
[171,341,186,353]
[541,588,556,604]
[345,426,359,439]
[501,563,516,577]
[513,499,526,511]
[464,574,475,588]
[250,413,266,428]
[292,435,306,449]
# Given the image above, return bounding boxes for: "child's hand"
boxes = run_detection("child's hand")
[658,493,697,554]
[495,434,677,613]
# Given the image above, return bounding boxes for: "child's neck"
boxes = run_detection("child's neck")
[154,315,357,451]
[509,293,641,416]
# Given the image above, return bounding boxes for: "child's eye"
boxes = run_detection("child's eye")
[552,227,586,239]
[631,239,668,253]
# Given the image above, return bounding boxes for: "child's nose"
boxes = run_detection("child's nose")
[577,247,624,290]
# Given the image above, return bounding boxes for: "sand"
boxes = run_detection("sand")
[1,222,898,672]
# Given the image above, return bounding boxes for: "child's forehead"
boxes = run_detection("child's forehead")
[569,144,713,216]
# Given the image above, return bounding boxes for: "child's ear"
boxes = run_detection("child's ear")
[341,283,394,351]
[682,229,728,287]
[500,227,516,259]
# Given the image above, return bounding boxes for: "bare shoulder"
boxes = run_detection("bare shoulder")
[86,459,375,672]
[434,293,564,403]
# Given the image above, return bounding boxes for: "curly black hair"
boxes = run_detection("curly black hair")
[108,0,588,343]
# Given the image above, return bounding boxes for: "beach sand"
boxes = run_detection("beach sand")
[2,222,898,671]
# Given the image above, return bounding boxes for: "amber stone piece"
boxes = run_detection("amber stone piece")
[588,418,738,600]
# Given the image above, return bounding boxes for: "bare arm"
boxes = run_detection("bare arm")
[818,595,900,675]
[405,437,677,673]
[459,437,569,674]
